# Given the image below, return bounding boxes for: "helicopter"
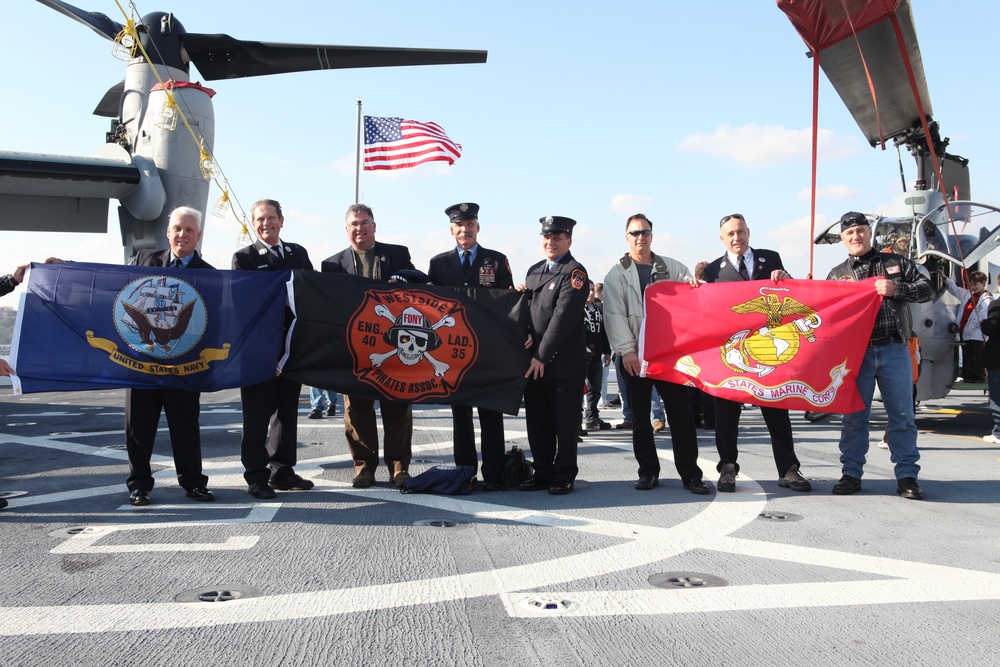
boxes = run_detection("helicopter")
[0,0,486,261]
[779,0,1000,402]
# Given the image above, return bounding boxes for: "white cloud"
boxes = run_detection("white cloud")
[797,184,861,201]
[611,194,652,215]
[680,124,859,167]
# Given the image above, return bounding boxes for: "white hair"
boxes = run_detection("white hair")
[170,206,203,230]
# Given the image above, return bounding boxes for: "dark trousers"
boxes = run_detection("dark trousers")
[343,395,412,475]
[452,405,506,482]
[713,397,798,476]
[125,388,207,492]
[623,373,702,482]
[583,354,604,423]
[239,376,301,485]
[524,376,581,482]
[962,339,986,382]
[687,386,715,428]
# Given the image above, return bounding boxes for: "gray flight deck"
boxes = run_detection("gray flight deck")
[0,375,997,666]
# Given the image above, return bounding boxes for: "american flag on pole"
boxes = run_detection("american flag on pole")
[363,116,462,171]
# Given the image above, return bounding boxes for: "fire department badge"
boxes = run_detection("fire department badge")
[347,289,478,401]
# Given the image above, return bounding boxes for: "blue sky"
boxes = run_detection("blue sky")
[2,0,999,288]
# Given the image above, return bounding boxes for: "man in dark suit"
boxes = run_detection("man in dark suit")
[428,202,514,490]
[704,213,810,493]
[322,203,427,489]
[125,206,214,506]
[232,199,316,499]
[517,216,589,495]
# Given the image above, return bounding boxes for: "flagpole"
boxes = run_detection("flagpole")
[354,99,362,203]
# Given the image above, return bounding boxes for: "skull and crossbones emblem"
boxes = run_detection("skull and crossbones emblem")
[369,304,455,376]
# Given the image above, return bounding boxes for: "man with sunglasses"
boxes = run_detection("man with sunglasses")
[704,213,810,494]
[603,214,709,494]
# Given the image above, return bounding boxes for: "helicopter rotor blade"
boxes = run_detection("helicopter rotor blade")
[35,0,124,41]
[182,34,487,80]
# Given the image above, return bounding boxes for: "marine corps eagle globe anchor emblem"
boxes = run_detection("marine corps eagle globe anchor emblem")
[721,289,821,376]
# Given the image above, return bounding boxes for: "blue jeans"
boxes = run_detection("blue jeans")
[988,369,1000,438]
[309,387,339,411]
[839,341,920,480]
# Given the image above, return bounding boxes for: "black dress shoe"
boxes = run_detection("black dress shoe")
[548,480,574,495]
[307,408,324,419]
[248,482,277,500]
[270,470,315,490]
[129,489,150,506]
[184,486,215,502]
[0,497,7,510]
[896,476,923,500]
[480,479,502,492]
[326,406,337,416]
[832,474,862,495]
[519,476,552,491]
[634,475,659,491]
[682,479,710,495]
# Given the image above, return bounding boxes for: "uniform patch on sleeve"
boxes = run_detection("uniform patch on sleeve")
[571,269,587,290]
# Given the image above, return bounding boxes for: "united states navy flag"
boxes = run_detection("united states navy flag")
[10,262,289,394]
[280,272,531,415]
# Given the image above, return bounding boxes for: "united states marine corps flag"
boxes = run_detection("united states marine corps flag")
[640,279,882,413]
[280,272,531,415]
[10,262,289,394]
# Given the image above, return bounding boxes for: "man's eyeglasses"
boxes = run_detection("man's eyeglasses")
[719,213,745,226]
[346,220,373,229]
[627,229,652,238]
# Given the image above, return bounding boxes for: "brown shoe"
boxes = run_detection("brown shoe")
[352,469,375,488]
[717,463,737,493]
[777,464,812,492]
[653,420,666,433]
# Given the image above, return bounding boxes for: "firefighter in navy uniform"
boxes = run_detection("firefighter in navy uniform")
[517,216,590,495]
[428,203,515,490]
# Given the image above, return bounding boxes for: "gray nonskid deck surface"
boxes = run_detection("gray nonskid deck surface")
[0,381,997,667]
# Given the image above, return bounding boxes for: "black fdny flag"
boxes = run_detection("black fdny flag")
[281,272,531,415]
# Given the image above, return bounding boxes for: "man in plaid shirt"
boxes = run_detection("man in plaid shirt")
[826,211,935,500]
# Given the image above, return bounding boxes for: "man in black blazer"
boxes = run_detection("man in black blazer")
[322,203,427,489]
[517,216,590,495]
[704,213,810,493]
[232,199,316,500]
[428,203,514,490]
[125,206,214,506]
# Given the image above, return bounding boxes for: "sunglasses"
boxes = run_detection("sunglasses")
[719,213,745,226]
[627,229,652,238]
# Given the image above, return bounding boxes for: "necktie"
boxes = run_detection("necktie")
[462,251,471,273]
[738,255,749,280]
[271,245,282,258]
[172,258,182,268]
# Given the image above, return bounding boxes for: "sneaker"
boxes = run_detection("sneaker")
[717,463,737,493]
[832,474,862,495]
[307,408,324,419]
[777,464,812,492]
[983,434,1000,445]
[896,476,923,500]
[652,420,666,433]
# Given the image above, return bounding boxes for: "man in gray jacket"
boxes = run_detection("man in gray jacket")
[602,214,708,494]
